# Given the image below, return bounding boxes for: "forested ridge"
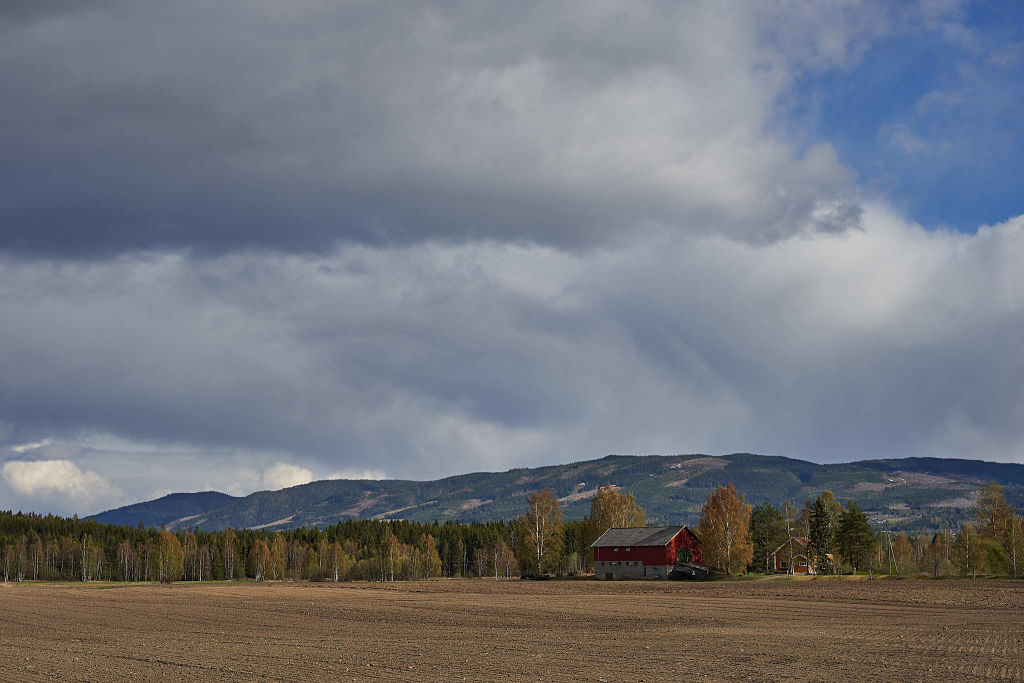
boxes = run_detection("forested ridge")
[90,454,1024,534]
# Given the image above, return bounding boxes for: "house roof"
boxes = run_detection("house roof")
[771,537,811,555]
[590,526,687,548]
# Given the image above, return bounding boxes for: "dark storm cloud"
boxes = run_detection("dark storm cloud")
[6,1,1021,518]
[3,208,1024,516]
[0,0,876,257]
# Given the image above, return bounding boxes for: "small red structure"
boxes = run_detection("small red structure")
[591,526,703,580]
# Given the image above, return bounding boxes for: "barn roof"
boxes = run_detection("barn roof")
[590,526,688,548]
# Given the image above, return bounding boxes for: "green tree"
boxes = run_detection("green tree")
[975,481,1020,577]
[749,503,786,573]
[837,501,873,572]
[808,491,841,574]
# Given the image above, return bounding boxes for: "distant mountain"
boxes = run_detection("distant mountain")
[92,491,238,529]
[89,454,1024,533]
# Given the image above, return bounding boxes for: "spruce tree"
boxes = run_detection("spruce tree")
[809,492,840,574]
[837,501,873,572]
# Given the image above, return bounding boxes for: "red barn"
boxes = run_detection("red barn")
[591,526,703,580]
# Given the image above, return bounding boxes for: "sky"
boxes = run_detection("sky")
[2,0,1023,516]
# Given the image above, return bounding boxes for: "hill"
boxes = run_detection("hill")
[89,453,1024,533]
[92,491,238,528]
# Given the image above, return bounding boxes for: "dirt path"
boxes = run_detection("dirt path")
[1,579,1022,681]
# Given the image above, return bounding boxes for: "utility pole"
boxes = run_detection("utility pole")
[881,531,899,575]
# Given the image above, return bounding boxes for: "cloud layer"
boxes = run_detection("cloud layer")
[1,1,1022,515]
[2,206,1023,514]
[0,0,904,255]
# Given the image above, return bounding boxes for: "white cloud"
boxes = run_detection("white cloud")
[2,204,1023,496]
[10,438,51,453]
[2,459,120,504]
[260,462,314,490]
[880,123,932,155]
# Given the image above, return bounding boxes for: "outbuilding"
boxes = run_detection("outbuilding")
[591,526,702,580]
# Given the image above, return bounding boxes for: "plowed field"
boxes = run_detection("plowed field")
[2,578,1023,681]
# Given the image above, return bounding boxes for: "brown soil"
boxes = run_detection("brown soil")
[2,578,1023,681]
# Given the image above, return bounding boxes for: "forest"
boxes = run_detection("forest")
[2,482,1020,582]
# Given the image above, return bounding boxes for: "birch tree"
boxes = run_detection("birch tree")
[29,532,42,580]
[421,534,441,579]
[80,534,92,581]
[473,547,489,577]
[954,523,984,579]
[249,539,270,581]
[586,484,647,547]
[327,541,344,582]
[222,529,238,579]
[696,484,753,575]
[1008,515,1022,579]
[516,489,563,574]
[153,528,184,583]
[976,482,1013,541]
[269,533,286,580]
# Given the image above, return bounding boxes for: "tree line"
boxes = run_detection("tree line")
[0,514,526,583]
[2,481,1019,582]
[699,481,1022,578]
[0,483,647,583]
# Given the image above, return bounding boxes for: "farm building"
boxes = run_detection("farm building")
[591,526,702,580]
[772,537,815,574]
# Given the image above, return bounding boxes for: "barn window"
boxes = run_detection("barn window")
[625,547,631,552]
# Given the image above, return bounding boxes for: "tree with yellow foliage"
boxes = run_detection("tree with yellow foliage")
[516,488,563,574]
[153,528,184,583]
[696,484,753,576]
[586,483,646,543]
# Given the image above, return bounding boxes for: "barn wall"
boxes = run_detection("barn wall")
[667,529,703,565]
[594,561,674,580]
[594,546,672,565]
